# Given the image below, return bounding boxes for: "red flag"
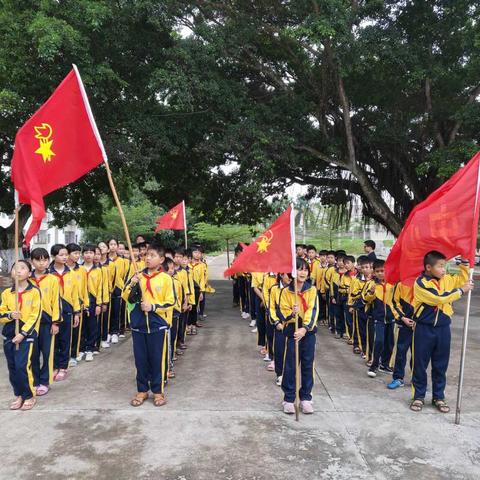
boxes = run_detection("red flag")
[385,152,480,285]
[224,206,296,276]
[11,67,104,245]
[155,201,186,232]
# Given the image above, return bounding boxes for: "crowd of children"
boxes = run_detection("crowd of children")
[0,238,210,410]
[233,241,473,415]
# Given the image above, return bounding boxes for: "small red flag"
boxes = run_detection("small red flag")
[224,206,296,276]
[385,152,480,285]
[155,201,186,232]
[11,67,104,245]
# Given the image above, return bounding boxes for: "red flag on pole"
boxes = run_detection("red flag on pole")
[11,67,104,245]
[224,205,296,276]
[155,201,186,232]
[385,152,480,285]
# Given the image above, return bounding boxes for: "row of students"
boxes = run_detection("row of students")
[1,239,210,410]
[237,246,473,415]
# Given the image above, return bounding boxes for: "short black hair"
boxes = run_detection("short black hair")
[307,245,317,252]
[147,243,166,257]
[358,256,372,266]
[296,257,310,272]
[51,244,67,256]
[336,253,347,262]
[364,240,376,250]
[345,255,356,264]
[424,250,446,268]
[165,248,175,257]
[336,250,346,256]
[175,247,186,256]
[82,244,97,254]
[12,259,32,272]
[319,250,328,256]
[162,258,174,270]
[131,243,140,250]
[107,238,119,245]
[66,243,81,253]
[326,250,336,256]
[192,244,203,253]
[30,248,49,261]
[373,259,385,270]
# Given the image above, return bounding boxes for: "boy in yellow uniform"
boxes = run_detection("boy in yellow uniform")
[50,244,80,382]
[123,243,175,408]
[306,245,320,285]
[315,250,329,322]
[262,272,278,370]
[330,254,347,338]
[30,248,60,396]
[252,272,267,356]
[96,244,112,350]
[339,255,357,343]
[278,258,319,415]
[320,251,336,332]
[410,251,473,413]
[174,248,191,353]
[81,244,104,362]
[187,245,206,335]
[1,260,42,410]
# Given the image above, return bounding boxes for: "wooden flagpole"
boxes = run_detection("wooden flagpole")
[183,200,188,249]
[14,192,20,350]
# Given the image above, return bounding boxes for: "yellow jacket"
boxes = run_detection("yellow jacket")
[309,258,320,284]
[362,280,395,323]
[84,265,104,307]
[0,283,42,338]
[30,272,61,324]
[172,275,184,314]
[262,274,277,308]
[190,261,207,292]
[391,282,414,322]
[110,256,129,292]
[320,265,336,294]
[49,265,81,314]
[69,264,89,308]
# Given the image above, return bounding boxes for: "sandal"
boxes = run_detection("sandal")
[153,393,167,407]
[167,370,175,379]
[186,326,192,336]
[54,369,68,382]
[410,399,424,412]
[353,347,361,354]
[10,396,23,410]
[347,339,354,345]
[433,399,450,413]
[191,326,198,335]
[130,392,148,407]
[21,398,36,410]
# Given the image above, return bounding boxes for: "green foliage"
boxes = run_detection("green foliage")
[190,223,253,252]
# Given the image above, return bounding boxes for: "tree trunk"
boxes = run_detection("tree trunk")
[0,205,30,271]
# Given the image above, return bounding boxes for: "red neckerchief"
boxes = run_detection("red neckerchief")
[348,269,357,277]
[32,274,48,288]
[51,270,66,290]
[18,290,27,309]
[297,290,309,313]
[142,269,163,296]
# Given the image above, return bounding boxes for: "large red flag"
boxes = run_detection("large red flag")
[155,201,186,232]
[385,152,480,285]
[11,66,104,245]
[224,206,296,276]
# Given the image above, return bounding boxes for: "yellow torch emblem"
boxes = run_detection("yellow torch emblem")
[34,123,56,163]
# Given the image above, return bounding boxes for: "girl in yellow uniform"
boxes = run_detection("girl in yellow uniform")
[0,260,42,410]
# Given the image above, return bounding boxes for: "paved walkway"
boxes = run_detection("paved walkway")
[0,280,479,479]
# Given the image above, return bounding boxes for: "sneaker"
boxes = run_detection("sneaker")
[267,361,275,372]
[101,341,110,348]
[241,312,249,319]
[76,352,85,362]
[367,369,377,378]
[111,334,119,344]
[249,320,256,327]
[85,351,94,362]
[263,355,272,362]
[283,401,295,414]
[366,360,373,368]
[119,334,126,338]
[202,314,208,318]
[387,379,404,390]
[107,334,112,343]
[276,376,282,386]
[68,358,78,367]
[93,350,100,355]
[300,400,314,414]
[251,327,258,333]
[361,354,367,359]
[36,384,49,396]
[379,365,393,374]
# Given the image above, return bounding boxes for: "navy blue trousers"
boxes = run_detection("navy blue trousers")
[4,335,36,400]
[356,310,368,354]
[238,277,249,314]
[32,323,55,386]
[412,323,451,401]
[170,313,180,364]
[367,316,375,360]
[370,321,394,370]
[334,301,346,335]
[318,291,327,320]
[266,320,274,358]
[109,287,122,335]
[392,324,413,381]
[282,333,316,403]
[249,284,256,321]
[274,328,286,377]
[54,312,72,369]
[132,330,166,394]
[83,302,99,353]
[255,295,266,347]
[199,295,206,316]
[343,304,353,339]
[326,292,334,331]
[187,287,201,326]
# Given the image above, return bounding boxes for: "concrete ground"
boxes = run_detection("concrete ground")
[1,275,480,479]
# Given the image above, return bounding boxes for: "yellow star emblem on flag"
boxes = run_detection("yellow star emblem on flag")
[171,209,178,219]
[34,123,56,163]
[256,230,273,253]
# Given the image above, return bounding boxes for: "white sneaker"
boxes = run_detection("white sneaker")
[119,334,126,338]
[68,358,77,367]
[85,351,94,362]
[263,355,272,362]
[276,376,282,386]
[367,370,377,378]
[300,400,314,414]
[93,351,100,355]
[251,327,258,333]
[249,320,256,327]
[111,334,119,344]
[107,334,112,343]
[241,312,248,319]
[101,341,110,349]
[76,352,85,362]
[283,401,295,414]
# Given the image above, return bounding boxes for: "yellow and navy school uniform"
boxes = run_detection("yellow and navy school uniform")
[348,273,371,355]
[198,259,209,314]
[338,269,356,339]
[83,264,103,353]
[174,266,190,346]
[308,257,320,285]
[30,271,61,386]
[0,283,42,400]
[70,263,90,358]
[99,259,111,344]
[330,268,349,337]
[188,260,206,327]
[411,262,469,402]
[49,265,80,370]
[269,280,286,378]
[278,282,319,403]
[362,280,395,371]
[262,273,277,356]
[122,268,175,394]
[109,255,129,336]
[315,263,328,320]
[321,264,336,329]
[251,272,267,348]
[169,273,184,370]
[390,282,414,380]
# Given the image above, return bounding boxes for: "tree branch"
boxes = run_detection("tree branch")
[425,78,446,147]
[448,83,480,145]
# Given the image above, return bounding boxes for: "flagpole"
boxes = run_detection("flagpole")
[455,158,480,425]
[73,64,138,276]
[183,200,188,249]
[290,204,300,421]
[13,191,20,351]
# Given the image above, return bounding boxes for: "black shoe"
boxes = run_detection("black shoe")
[379,365,393,374]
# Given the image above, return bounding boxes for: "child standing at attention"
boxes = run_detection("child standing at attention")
[1,261,42,410]
[123,244,175,408]
[410,251,473,413]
